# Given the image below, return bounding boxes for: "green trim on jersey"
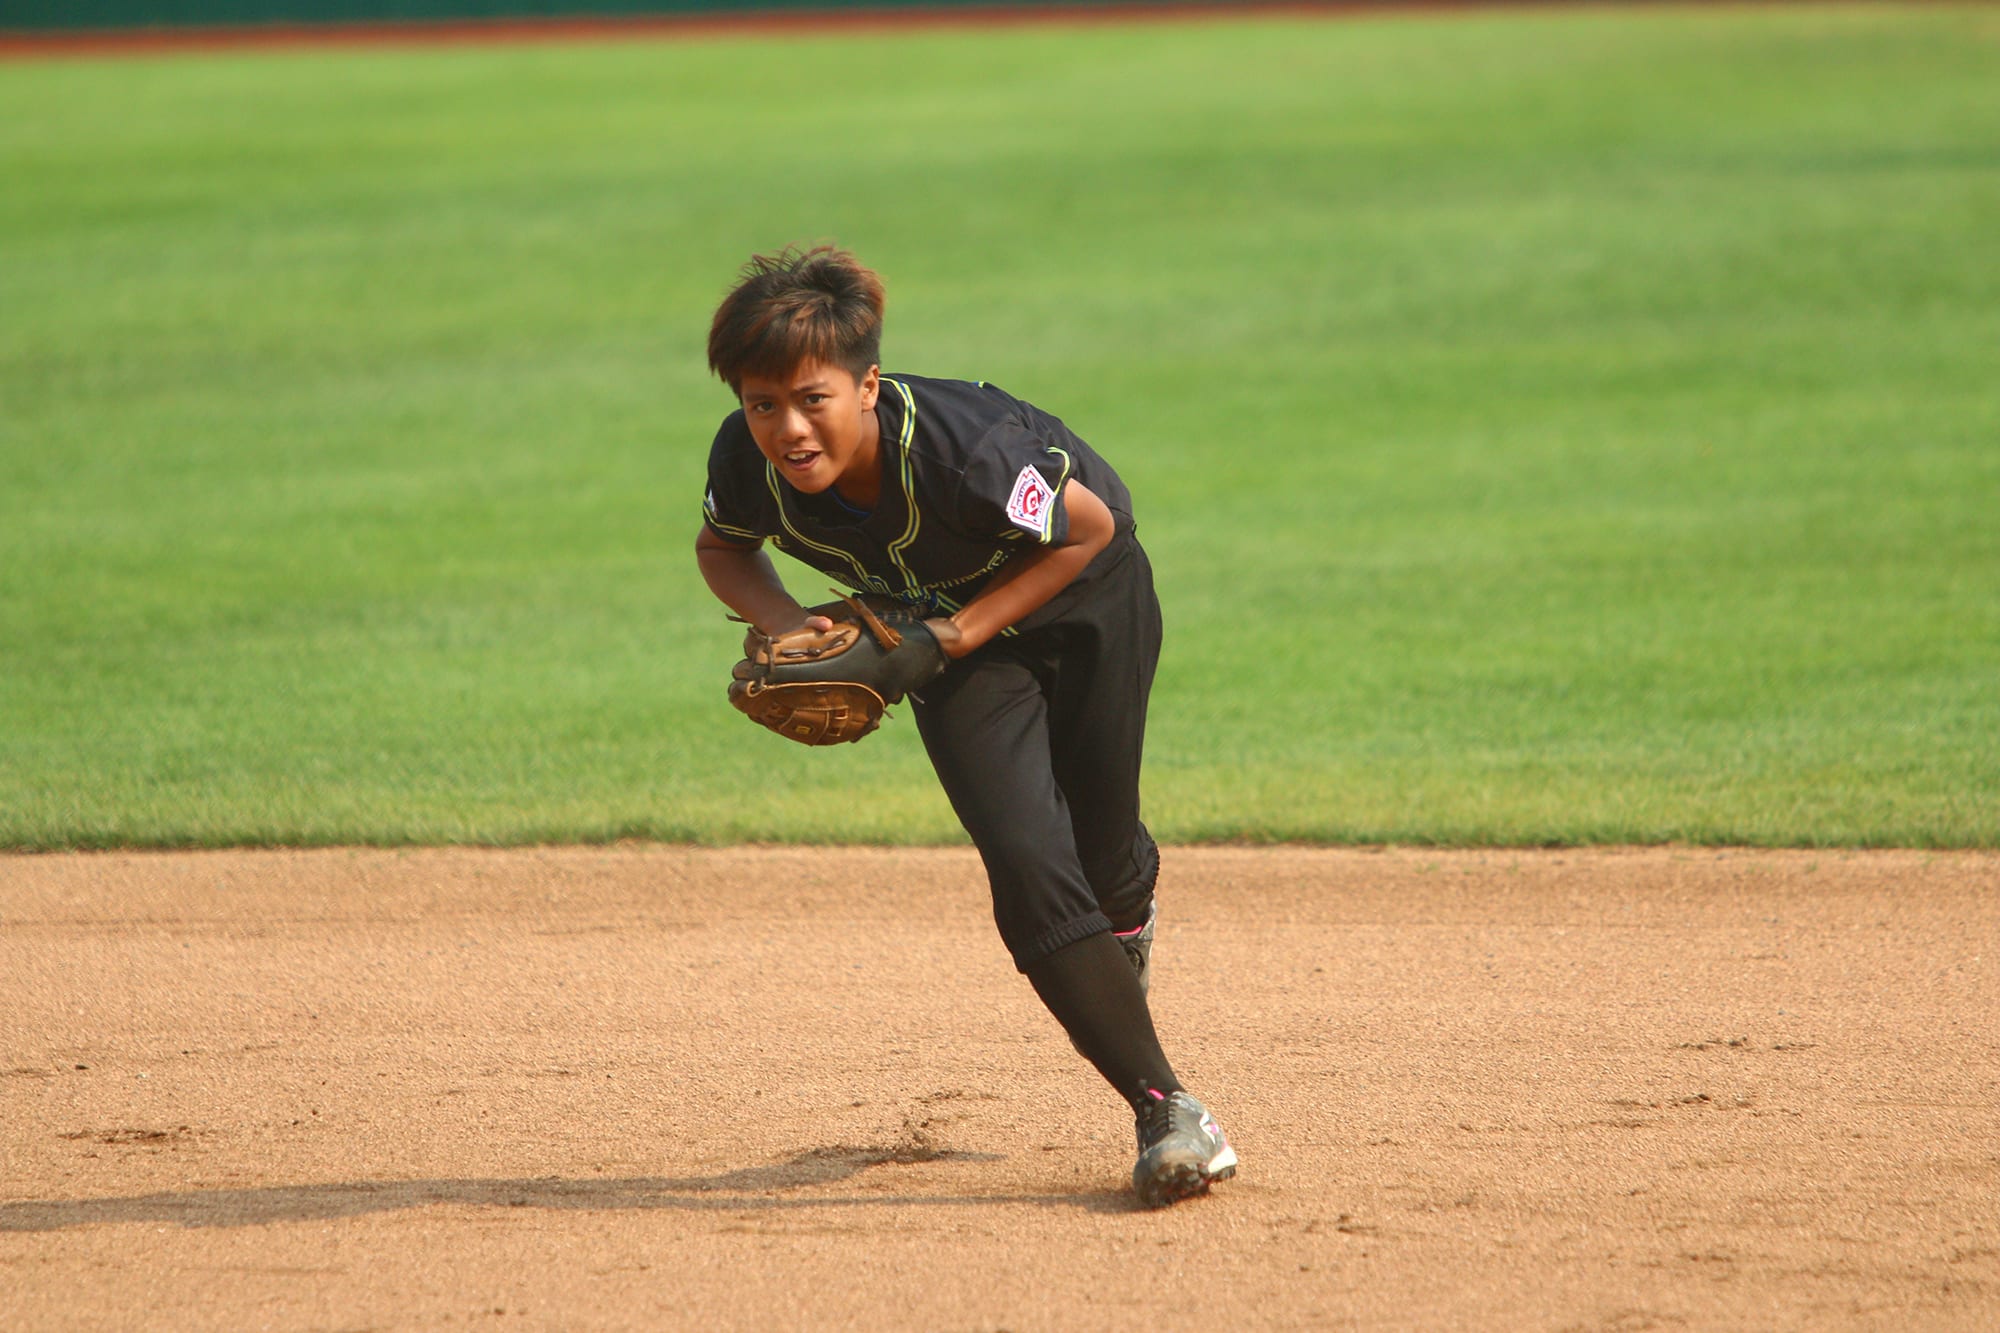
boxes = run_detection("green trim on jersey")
[703,487,763,544]
[881,376,924,597]
[1036,444,1074,546]
[762,465,882,592]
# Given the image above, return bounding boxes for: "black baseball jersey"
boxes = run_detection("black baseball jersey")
[702,373,1136,627]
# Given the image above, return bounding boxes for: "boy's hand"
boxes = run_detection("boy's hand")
[739,610,833,658]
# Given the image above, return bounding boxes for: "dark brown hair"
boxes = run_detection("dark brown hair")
[706,245,886,393]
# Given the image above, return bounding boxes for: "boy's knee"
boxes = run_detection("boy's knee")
[1084,834,1159,930]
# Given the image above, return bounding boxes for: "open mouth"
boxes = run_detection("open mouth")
[782,449,820,471]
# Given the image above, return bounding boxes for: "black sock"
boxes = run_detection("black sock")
[1024,931,1182,1111]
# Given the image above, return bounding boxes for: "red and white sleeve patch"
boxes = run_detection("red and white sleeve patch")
[1005,464,1057,539]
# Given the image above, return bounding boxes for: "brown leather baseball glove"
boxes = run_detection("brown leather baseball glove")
[727,592,948,745]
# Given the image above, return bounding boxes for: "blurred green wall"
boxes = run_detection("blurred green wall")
[5,0,1197,31]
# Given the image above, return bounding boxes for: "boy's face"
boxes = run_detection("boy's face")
[738,361,881,497]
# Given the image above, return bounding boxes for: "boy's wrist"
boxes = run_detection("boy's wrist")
[925,616,970,659]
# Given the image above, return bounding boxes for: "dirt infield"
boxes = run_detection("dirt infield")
[2,846,1994,1330]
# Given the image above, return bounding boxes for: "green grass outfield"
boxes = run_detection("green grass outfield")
[3,4,1996,849]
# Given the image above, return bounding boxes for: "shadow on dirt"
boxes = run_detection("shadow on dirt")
[0,1146,1137,1231]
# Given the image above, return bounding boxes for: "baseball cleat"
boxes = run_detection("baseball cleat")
[1132,1089,1237,1208]
[1113,902,1156,995]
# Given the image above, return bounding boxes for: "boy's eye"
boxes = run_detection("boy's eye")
[804,394,827,406]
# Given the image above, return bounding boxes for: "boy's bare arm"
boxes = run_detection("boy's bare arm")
[695,527,832,634]
[931,480,1116,659]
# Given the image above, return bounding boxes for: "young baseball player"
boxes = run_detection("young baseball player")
[695,245,1234,1207]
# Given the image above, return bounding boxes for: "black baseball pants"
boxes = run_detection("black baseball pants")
[911,534,1163,971]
